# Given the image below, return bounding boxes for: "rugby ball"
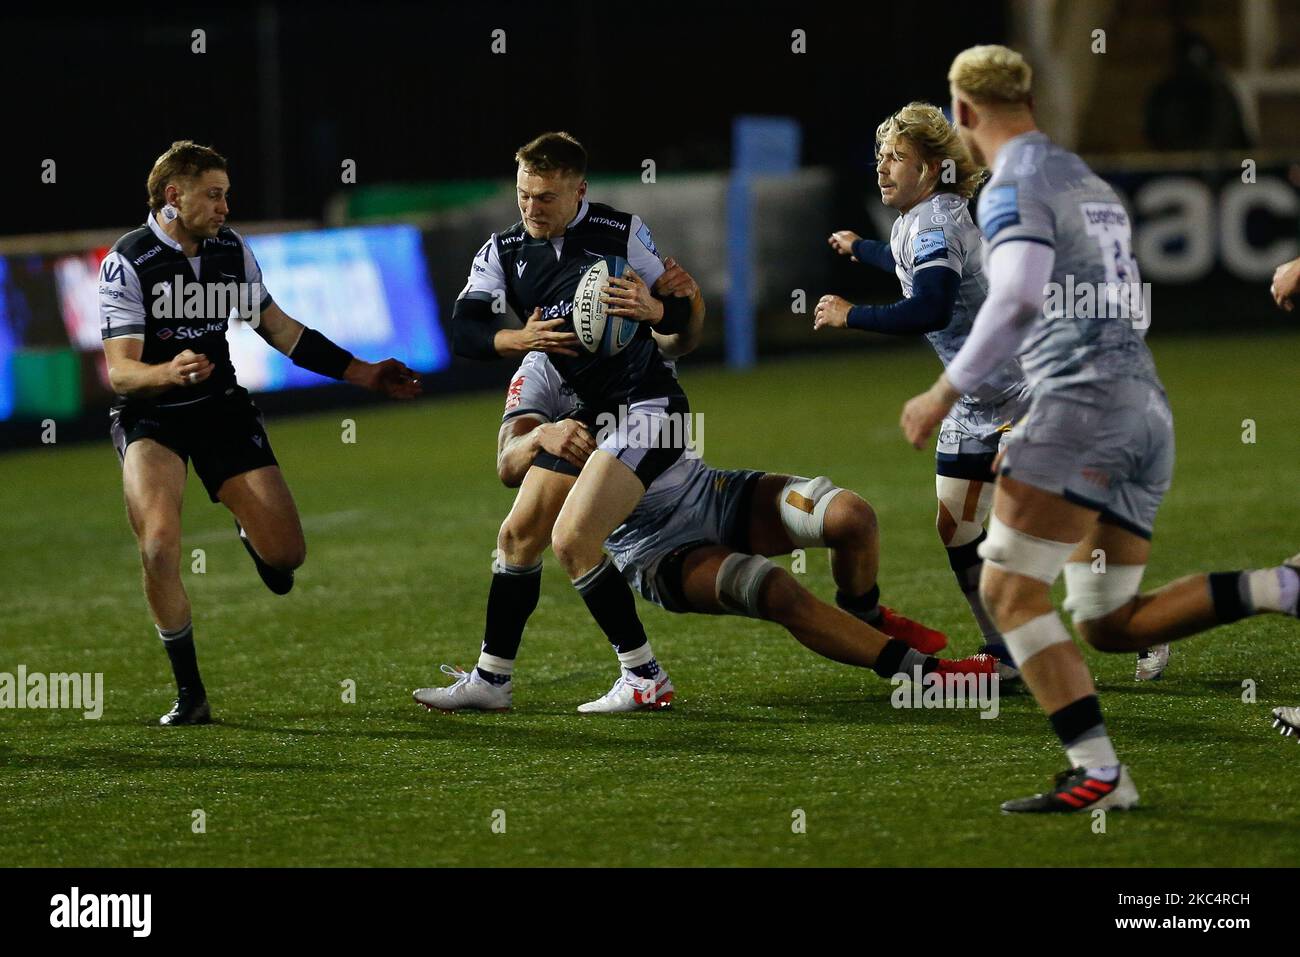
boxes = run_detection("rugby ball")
[572,259,638,356]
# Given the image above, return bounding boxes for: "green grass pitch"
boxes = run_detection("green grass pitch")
[2,333,1297,867]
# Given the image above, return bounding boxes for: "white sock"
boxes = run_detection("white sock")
[617,643,655,672]
[476,652,514,679]
[1067,735,1119,772]
[1245,567,1300,614]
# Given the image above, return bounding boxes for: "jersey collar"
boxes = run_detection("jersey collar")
[566,198,590,230]
[146,211,185,253]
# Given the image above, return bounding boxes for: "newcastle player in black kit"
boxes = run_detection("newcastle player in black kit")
[100,141,421,725]
[445,132,704,711]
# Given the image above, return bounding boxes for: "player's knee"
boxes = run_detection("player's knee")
[138,526,181,577]
[778,475,847,548]
[550,521,594,575]
[824,492,876,549]
[497,515,547,566]
[271,537,307,571]
[935,476,992,548]
[978,566,1039,629]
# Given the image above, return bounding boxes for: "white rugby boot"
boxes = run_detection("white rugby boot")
[413,665,512,712]
[577,669,675,713]
[1135,643,1170,681]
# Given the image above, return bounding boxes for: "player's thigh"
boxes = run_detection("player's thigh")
[217,466,305,560]
[499,465,576,552]
[992,475,1098,543]
[553,450,646,546]
[121,438,187,545]
[744,473,799,555]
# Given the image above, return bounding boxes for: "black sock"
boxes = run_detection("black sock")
[1049,695,1106,750]
[870,637,938,679]
[158,623,204,698]
[837,583,881,623]
[573,559,648,654]
[1208,571,1249,623]
[482,560,543,661]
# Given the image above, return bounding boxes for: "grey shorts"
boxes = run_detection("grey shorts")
[606,467,763,611]
[1000,378,1174,539]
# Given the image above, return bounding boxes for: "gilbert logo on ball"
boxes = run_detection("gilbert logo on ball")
[573,259,637,356]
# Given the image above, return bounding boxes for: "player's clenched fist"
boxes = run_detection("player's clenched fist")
[828,230,861,259]
[813,295,852,330]
[1271,256,1300,311]
[168,349,213,387]
[652,257,700,300]
[538,418,595,468]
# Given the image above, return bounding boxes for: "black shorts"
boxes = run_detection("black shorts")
[110,386,279,502]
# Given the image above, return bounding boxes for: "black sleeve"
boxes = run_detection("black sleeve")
[851,238,897,271]
[845,265,959,335]
[651,293,692,335]
[452,294,502,360]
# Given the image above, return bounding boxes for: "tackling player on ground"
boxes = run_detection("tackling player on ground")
[414,323,996,713]
[814,102,1029,677]
[100,141,420,725]
[899,47,1300,812]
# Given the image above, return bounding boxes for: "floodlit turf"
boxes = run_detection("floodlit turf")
[2,333,1298,867]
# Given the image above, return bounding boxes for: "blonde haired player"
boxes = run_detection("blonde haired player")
[815,102,1028,677]
[901,45,1300,812]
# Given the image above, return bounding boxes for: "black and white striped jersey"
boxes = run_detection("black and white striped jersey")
[457,198,681,409]
[98,214,271,409]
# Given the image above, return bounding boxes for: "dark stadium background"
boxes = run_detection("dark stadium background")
[2,3,1006,233]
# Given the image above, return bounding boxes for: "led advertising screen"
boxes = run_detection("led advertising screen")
[0,224,447,421]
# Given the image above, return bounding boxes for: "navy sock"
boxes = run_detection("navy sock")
[158,623,204,698]
[1049,695,1106,750]
[837,583,881,623]
[1208,571,1249,623]
[482,560,543,660]
[574,559,649,655]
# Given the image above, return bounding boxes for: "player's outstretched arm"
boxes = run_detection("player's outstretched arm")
[104,337,214,396]
[648,257,705,359]
[828,230,896,271]
[813,267,958,335]
[254,300,421,399]
[496,415,594,487]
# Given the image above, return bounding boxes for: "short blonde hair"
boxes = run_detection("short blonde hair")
[948,44,1033,106]
[876,102,985,199]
